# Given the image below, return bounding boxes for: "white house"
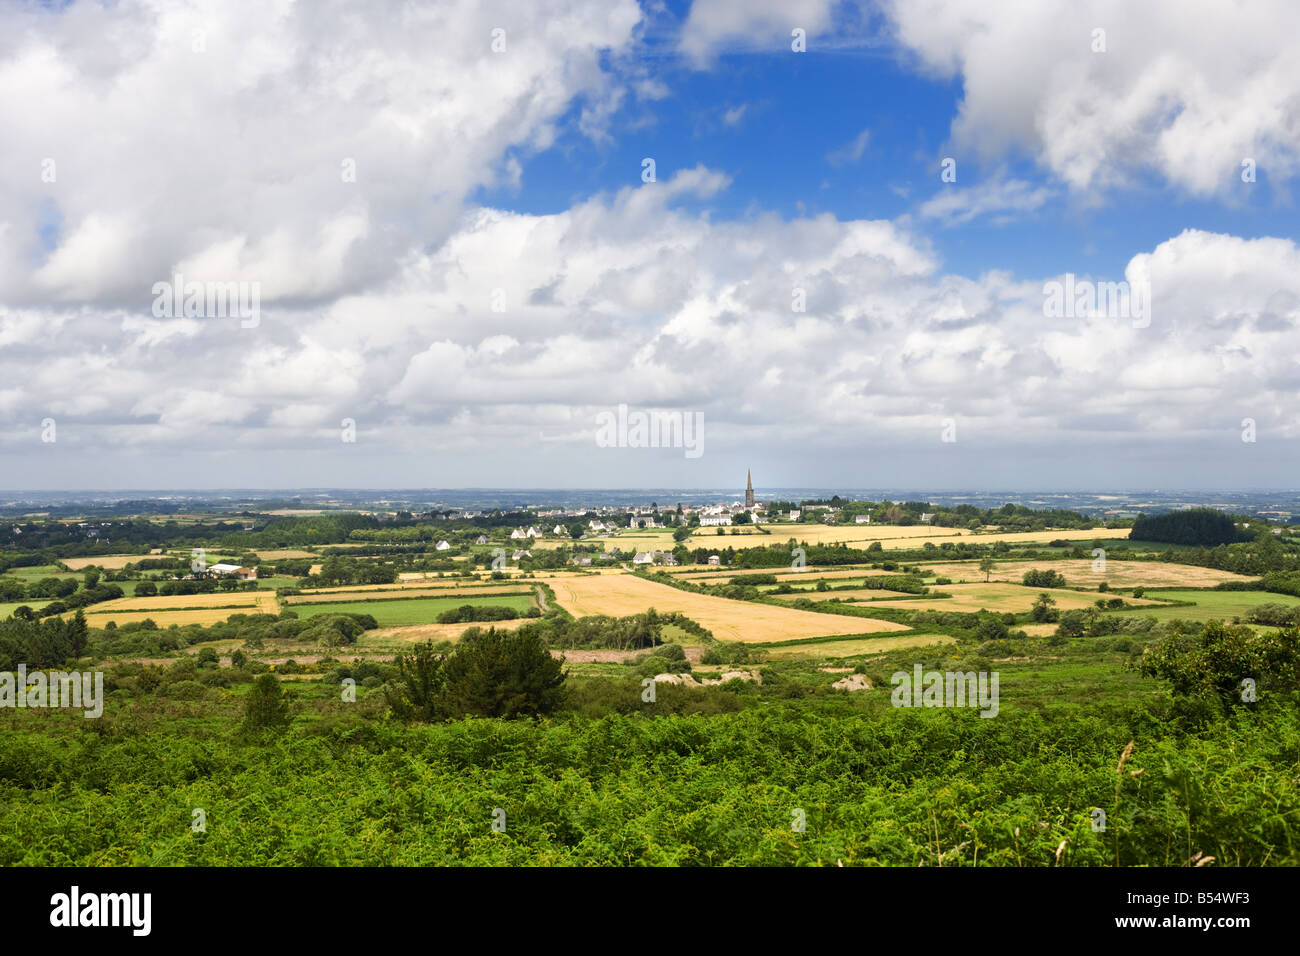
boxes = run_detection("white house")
[207,563,256,581]
[855,515,872,524]
[512,549,531,561]
[552,524,567,536]
[526,527,542,538]
[920,513,935,523]
[707,554,721,566]
[589,520,607,531]
[788,510,801,521]
[700,514,732,527]
[633,551,654,565]
[475,535,489,545]
[510,528,529,539]
[435,540,451,551]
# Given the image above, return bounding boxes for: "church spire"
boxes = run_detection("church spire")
[745,469,755,508]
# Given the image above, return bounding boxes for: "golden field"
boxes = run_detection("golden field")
[60,554,153,570]
[541,572,908,643]
[917,558,1253,589]
[683,525,1123,550]
[867,583,1162,614]
[761,634,956,660]
[282,585,534,605]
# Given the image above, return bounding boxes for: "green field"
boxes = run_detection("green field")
[1116,589,1300,622]
[0,600,51,618]
[292,593,536,626]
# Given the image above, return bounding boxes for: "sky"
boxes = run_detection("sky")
[2,0,1300,491]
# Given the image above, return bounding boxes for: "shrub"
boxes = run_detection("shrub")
[242,674,292,734]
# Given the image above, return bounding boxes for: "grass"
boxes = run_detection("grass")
[291,594,537,627]
[0,600,51,618]
[1112,589,1300,622]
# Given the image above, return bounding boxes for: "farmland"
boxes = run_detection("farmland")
[543,573,909,642]
[291,593,537,627]
[2,498,1298,869]
[858,583,1162,614]
[918,558,1254,589]
[682,525,1121,550]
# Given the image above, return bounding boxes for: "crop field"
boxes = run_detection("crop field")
[541,572,909,643]
[1,563,79,580]
[874,583,1163,614]
[361,618,534,648]
[0,600,51,617]
[84,608,269,627]
[1111,589,1300,623]
[675,566,895,584]
[283,585,535,604]
[770,587,934,602]
[87,592,279,614]
[254,549,318,560]
[760,633,956,660]
[682,524,1121,550]
[917,558,1254,589]
[291,593,536,627]
[59,554,152,570]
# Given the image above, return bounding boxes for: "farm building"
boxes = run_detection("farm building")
[435,540,451,550]
[707,554,721,566]
[207,563,256,580]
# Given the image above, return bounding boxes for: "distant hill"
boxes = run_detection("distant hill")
[1129,508,1252,546]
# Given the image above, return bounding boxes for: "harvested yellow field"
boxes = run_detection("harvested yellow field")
[917,558,1253,589]
[82,608,263,627]
[874,583,1161,614]
[1018,623,1058,637]
[89,592,279,614]
[771,588,922,602]
[367,618,532,643]
[677,566,893,585]
[255,549,317,560]
[763,634,956,660]
[284,585,533,605]
[684,525,1123,551]
[60,554,151,570]
[541,572,908,643]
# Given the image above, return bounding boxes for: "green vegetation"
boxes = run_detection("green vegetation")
[292,594,535,627]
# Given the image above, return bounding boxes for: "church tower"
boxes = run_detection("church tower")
[745,469,755,508]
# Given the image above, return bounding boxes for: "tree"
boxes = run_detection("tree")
[386,640,448,721]
[1030,592,1058,623]
[979,557,996,582]
[242,674,292,734]
[134,580,158,598]
[1139,622,1300,714]
[440,628,567,719]
[68,609,89,659]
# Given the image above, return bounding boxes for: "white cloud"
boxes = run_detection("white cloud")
[884,0,1300,197]
[827,128,871,166]
[918,177,1056,225]
[679,0,838,65]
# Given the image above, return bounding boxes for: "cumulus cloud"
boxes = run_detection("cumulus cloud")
[0,0,644,310]
[883,0,1300,197]
[679,0,838,65]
